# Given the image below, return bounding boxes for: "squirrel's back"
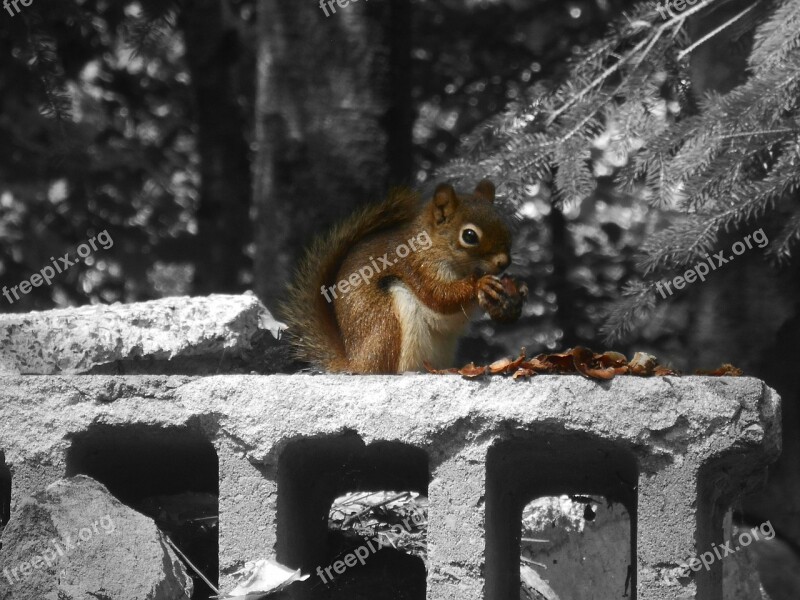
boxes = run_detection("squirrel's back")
[281,188,421,371]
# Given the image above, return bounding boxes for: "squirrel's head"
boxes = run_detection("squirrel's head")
[424,179,512,279]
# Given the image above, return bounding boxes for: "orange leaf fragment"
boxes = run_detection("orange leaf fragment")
[458,363,487,378]
[598,351,628,368]
[542,351,577,372]
[572,346,617,380]
[423,361,458,374]
[629,352,657,376]
[520,358,554,373]
[696,363,743,376]
[506,348,527,371]
[489,357,513,374]
[488,348,528,374]
[654,366,678,376]
[513,368,536,380]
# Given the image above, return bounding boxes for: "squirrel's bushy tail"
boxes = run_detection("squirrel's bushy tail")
[281,188,420,371]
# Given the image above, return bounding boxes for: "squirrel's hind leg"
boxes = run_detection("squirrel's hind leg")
[336,292,402,374]
[345,314,402,374]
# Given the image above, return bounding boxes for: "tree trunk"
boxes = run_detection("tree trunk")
[182,0,252,294]
[252,0,405,312]
[548,201,578,348]
[385,0,413,187]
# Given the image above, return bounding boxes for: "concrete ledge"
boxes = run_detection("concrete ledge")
[0,374,782,599]
[0,294,284,375]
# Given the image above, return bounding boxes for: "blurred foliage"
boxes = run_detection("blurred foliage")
[442,0,800,367]
[1,0,645,366]
[1,0,194,307]
[3,0,796,373]
[411,0,633,182]
[0,0,256,311]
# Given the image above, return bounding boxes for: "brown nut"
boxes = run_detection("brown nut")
[479,275,528,323]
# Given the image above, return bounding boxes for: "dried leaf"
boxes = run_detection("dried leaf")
[513,368,536,379]
[458,363,487,378]
[507,348,528,371]
[423,361,458,374]
[597,351,628,367]
[540,351,576,371]
[572,346,617,380]
[519,358,553,373]
[629,352,658,376]
[489,357,513,374]
[488,348,528,374]
[696,363,742,376]
[654,365,678,376]
[423,360,437,374]
[424,347,735,381]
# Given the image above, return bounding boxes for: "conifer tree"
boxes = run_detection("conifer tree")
[441,0,800,342]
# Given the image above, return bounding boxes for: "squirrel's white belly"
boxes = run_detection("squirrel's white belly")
[389,282,470,372]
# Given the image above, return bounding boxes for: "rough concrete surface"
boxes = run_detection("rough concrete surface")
[0,475,192,600]
[0,294,283,375]
[0,374,781,599]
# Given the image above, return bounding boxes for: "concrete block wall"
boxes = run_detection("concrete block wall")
[0,374,782,599]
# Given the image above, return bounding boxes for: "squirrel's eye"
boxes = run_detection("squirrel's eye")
[460,227,480,247]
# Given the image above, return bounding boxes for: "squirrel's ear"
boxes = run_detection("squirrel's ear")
[432,183,459,224]
[474,179,495,203]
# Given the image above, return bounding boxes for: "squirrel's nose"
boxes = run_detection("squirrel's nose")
[494,253,510,271]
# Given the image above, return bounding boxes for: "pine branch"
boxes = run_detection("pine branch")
[19,8,73,127]
[676,2,758,60]
[123,1,182,57]
[749,0,800,73]
[639,136,800,272]
[600,280,658,343]
[769,204,800,260]
[439,0,800,343]
[554,134,595,205]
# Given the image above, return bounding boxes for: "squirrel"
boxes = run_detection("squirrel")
[282,180,525,374]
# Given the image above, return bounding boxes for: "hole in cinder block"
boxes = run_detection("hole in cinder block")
[276,434,427,600]
[486,435,638,600]
[717,507,782,600]
[698,457,785,600]
[519,494,631,599]
[65,425,218,600]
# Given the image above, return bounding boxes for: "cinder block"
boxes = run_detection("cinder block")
[217,440,278,590]
[0,374,782,599]
[8,460,65,515]
[428,443,490,600]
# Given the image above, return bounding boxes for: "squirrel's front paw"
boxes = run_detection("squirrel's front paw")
[477,274,528,323]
